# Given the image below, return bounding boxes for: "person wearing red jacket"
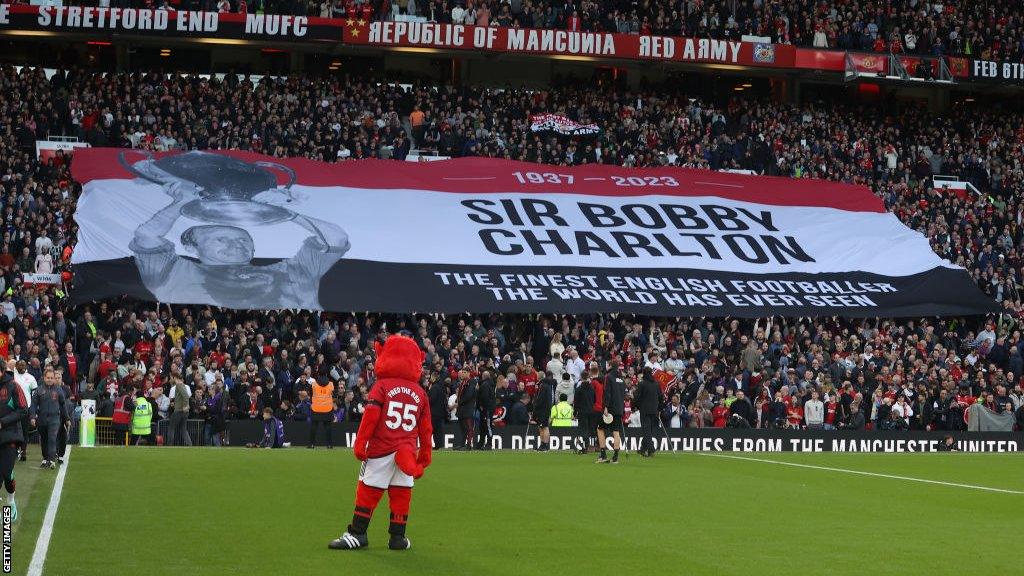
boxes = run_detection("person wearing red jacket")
[330,335,432,551]
[711,398,729,428]
[786,397,804,429]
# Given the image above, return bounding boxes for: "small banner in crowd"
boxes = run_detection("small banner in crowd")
[22,273,61,286]
[529,113,601,136]
[35,139,89,162]
[967,403,1016,432]
[70,148,998,317]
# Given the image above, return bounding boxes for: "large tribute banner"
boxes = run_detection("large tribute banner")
[71,148,997,317]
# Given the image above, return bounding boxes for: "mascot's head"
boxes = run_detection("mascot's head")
[374,334,425,383]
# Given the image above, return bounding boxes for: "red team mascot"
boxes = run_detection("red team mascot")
[330,334,432,551]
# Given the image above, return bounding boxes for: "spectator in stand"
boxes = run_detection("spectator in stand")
[842,402,866,430]
[804,390,824,429]
[729,390,754,427]
[662,393,687,429]
[892,395,914,427]
[786,396,803,429]
[711,397,729,428]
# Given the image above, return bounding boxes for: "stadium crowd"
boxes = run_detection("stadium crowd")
[1,63,1023,447]
[168,0,1024,60]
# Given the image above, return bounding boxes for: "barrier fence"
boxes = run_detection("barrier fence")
[70,418,1022,452]
[115,422,1024,453]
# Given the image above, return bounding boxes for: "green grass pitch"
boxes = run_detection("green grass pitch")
[11,448,1024,575]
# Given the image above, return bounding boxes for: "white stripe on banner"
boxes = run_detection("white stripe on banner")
[75,180,951,276]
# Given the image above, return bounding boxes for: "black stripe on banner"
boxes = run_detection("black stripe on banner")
[71,257,999,318]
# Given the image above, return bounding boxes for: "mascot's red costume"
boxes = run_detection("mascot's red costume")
[329,334,432,551]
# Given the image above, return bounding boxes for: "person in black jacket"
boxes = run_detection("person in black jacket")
[841,402,866,430]
[31,368,69,468]
[475,371,496,450]
[508,393,530,426]
[768,391,787,428]
[573,372,596,454]
[454,370,477,450]
[634,369,662,457]
[729,390,755,427]
[427,375,449,450]
[533,374,555,451]
[597,359,626,464]
[0,370,28,521]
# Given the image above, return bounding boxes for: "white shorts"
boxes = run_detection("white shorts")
[358,453,415,489]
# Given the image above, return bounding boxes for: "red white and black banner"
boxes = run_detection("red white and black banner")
[344,20,796,67]
[529,113,600,136]
[70,148,997,317]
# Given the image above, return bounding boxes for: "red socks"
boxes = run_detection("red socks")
[348,481,414,537]
[388,486,412,536]
[348,481,384,534]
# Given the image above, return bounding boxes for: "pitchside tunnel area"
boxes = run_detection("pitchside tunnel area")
[14,448,1023,576]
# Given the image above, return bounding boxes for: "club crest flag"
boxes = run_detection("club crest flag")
[529,113,601,136]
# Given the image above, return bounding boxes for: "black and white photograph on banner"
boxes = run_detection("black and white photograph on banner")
[109,150,349,309]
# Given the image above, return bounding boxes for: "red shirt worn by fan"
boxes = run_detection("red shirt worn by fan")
[364,377,431,459]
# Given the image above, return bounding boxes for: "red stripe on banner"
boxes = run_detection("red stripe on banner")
[342,22,797,68]
[71,148,884,212]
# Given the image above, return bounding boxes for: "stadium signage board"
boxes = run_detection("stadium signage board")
[344,21,796,67]
[224,422,1024,452]
[971,59,1024,83]
[0,5,343,41]
[70,148,996,317]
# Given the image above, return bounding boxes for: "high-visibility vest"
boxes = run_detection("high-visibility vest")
[311,382,334,414]
[550,401,574,427]
[132,397,153,436]
[112,396,132,425]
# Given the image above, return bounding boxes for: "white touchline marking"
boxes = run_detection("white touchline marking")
[442,177,497,181]
[28,446,72,576]
[696,452,1024,494]
[694,181,745,188]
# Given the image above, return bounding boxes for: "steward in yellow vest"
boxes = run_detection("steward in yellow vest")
[131,395,153,445]
[550,394,574,427]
